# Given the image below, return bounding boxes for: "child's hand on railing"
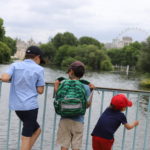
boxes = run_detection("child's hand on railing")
[134,120,139,126]
[54,80,60,92]
[89,83,95,89]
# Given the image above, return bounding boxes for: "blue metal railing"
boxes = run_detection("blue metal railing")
[0,81,150,150]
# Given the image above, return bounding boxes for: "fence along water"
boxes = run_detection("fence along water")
[0,81,150,150]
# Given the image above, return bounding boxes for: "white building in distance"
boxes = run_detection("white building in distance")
[14,38,41,59]
[105,36,133,49]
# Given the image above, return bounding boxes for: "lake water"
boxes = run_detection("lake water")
[0,63,149,150]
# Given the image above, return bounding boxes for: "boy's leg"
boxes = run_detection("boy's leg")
[61,146,68,150]
[30,127,41,147]
[15,109,40,150]
[20,136,31,150]
[61,147,79,150]
[56,119,72,149]
[20,128,41,150]
[71,121,83,150]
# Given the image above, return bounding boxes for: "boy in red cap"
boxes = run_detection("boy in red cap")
[91,94,139,150]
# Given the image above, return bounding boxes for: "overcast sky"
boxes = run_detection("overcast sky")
[0,0,150,43]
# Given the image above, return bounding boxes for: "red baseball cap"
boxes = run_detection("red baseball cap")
[111,94,132,110]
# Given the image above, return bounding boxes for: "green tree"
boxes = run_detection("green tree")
[3,36,17,55]
[0,41,11,63]
[51,33,63,48]
[61,57,76,68]
[107,41,141,67]
[107,48,123,65]
[101,59,113,71]
[79,36,104,49]
[0,18,5,41]
[62,32,78,46]
[40,42,56,64]
[137,37,150,72]
[54,45,71,65]
[54,44,113,71]
[51,32,78,48]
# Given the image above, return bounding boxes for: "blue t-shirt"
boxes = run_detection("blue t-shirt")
[6,59,45,111]
[61,84,91,123]
[91,107,127,139]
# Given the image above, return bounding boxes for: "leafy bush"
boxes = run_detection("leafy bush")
[0,41,11,63]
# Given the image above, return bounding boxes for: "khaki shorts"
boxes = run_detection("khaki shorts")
[56,119,84,149]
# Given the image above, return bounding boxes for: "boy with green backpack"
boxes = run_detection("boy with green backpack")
[54,61,94,150]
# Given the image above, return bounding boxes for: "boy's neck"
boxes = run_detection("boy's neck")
[69,76,80,80]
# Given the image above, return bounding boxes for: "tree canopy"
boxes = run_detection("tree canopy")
[107,41,141,67]
[137,37,150,73]
[0,18,17,63]
[79,36,104,49]
[0,18,5,41]
[51,32,78,48]
[0,41,11,63]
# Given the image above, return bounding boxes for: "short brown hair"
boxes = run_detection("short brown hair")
[68,61,85,78]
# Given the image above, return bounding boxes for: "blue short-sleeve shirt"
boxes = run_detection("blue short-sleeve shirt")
[6,59,45,111]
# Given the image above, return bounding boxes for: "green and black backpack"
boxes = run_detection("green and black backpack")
[54,79,87,117]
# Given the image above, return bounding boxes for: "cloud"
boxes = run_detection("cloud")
[1,0,150,43]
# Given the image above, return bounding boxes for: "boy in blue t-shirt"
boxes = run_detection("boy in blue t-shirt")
[1,46,45,150]
[91,94,139,150]
[54,61,94,150]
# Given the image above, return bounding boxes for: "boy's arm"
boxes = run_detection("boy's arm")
[124,120,139,130]
[86,101,91,108]
[54,80,60,92]
[80,79,95,89]
[1,64,15,82]
[1,73,11,82]
[36,69,45,94]
[54,77,66,92]
[86,90,94,108]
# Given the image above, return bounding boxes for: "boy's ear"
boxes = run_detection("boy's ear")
[68,69,73,74]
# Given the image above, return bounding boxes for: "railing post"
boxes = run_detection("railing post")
[132,93,140,150]
[17,120,21,150]
[51,113,57,150]
[143,96,150,150]
[0,81,2,99]
[100,90,104,115]
[121,93,129,150]
[6,110,11,150]
[85,106,92,150]
[40,84,48,150]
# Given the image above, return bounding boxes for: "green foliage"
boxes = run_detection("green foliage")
[79,36,104,49]
[137,37,150,73]
[0,18,5,41]
[101,59,114,71]
[107,41,141,67]
[51,33,63,48]
[0,41,11,63]
[53,44,113,71]
[61,57,76,68]
[0,18,17,62]
[40,42,56,64]
[139,78,150,88]
[62,32,78,46]
[51,32,78,48]
[54,45,73,65]
[3,36,17,55]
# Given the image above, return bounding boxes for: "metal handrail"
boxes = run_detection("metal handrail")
[0,81,150,150]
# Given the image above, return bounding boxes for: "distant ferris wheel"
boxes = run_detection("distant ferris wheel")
[116,27,150,40]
